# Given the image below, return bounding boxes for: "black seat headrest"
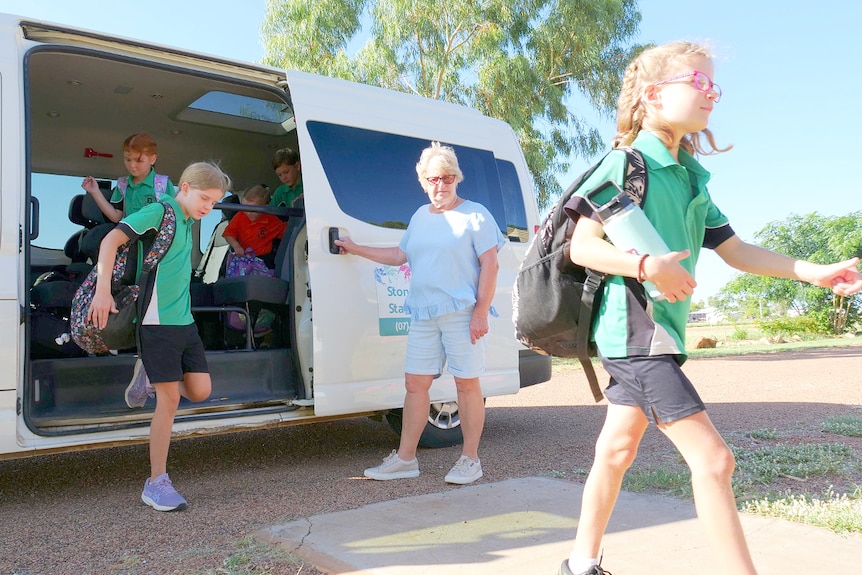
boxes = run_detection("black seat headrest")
[68,195,89,227]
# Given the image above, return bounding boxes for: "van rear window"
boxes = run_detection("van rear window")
[307,122,527,240]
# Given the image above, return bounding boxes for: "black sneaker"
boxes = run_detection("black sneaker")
[558,560,613,575]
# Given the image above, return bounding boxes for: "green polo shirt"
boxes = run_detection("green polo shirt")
[118,195,194,326]
[571,131,733,360]
[269,179,303,207]
[110,168,176,215]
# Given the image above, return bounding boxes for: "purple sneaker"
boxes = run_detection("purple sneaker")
[141,473,187,511]
[125,358,154,408]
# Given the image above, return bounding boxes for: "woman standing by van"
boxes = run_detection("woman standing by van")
[335,141,505,485]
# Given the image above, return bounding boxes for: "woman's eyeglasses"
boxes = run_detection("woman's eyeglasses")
[654,70,721,103]
[426,175,457,185]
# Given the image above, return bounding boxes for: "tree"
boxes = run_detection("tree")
[261,0,643,210]
[715,212,862,334]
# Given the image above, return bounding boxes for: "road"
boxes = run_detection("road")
[1,345,860,574]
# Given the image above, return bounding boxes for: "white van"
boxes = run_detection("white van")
[0,13,551,459]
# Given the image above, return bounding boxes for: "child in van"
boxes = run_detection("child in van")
[557,41,862,575]
[87,161,231,512]
[269,147,304,208]
[222,185,287,270]
[81,133,175,221]
[223,184,286,336]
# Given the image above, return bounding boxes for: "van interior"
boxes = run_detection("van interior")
[23,33,311,434]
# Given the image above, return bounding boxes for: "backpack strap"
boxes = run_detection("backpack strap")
[116,175,128,199]
[116,174,170,200]
[576,146,648,403]
[133,201,178,350]
[153,174,170,199]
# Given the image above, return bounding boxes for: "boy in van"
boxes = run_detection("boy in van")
[269,147,304,208]
[222,185,287,270]
[81,133,175,220]
[87,161,231,512]
[223,184,286,335]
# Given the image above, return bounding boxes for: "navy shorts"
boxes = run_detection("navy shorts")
[600,354,705,424]
[140,324,208,384]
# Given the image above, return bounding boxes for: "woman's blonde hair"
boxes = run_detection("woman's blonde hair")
[415,141,464,184]
[178,161,232,193]
[613,41,730,156]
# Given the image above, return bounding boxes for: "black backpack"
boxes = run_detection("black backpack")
[512,147,647,402]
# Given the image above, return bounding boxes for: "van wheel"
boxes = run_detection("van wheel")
[386,401,463,448]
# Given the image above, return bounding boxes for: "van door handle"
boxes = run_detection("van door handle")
[30,196,40,241]
[328,227,340,254]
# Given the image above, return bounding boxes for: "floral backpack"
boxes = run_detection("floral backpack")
[70,202,177,355]
[224,248,275,332]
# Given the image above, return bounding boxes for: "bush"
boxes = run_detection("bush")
[758,315,824,337]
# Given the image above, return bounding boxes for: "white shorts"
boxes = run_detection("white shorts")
[404,307,487,379]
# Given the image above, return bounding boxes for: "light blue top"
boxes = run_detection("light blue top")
[399,199,505,320]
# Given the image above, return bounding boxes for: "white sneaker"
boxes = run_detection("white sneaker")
[445,455,483,484]
[364,450,420,480]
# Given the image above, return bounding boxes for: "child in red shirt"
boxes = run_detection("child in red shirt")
[222,185,286,270]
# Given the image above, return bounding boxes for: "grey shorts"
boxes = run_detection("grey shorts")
[140,324,208,384]
[600,354,705,424]
[404,307,486,379]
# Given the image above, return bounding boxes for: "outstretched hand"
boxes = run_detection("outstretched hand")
[81,175,100,195]
[815,257,862,296]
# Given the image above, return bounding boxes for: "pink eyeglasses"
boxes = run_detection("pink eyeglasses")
[654,70,722,102]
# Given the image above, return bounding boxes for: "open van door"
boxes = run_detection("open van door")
[286,71,523,420]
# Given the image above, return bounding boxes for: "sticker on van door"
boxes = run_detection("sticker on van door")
[375,265,411,336]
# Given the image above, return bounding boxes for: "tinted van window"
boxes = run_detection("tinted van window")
[496,160,528,242]
[308,122,518,236]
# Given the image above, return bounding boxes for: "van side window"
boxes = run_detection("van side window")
[30,173,94,250]
[307,121,516,236]
[496,160,528,243]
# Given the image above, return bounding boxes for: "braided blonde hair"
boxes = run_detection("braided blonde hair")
[613,41,731,156]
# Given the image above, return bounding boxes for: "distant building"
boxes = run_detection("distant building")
[688,306,726,324]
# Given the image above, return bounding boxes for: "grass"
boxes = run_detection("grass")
[618,432,862,534]
[731,443,855,490]
[822,415,862,437]
[740,487,862,534]
[188,535,312,575]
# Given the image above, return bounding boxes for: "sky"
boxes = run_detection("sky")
[2,0,860,301]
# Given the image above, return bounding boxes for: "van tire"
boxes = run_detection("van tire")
[386,401,463,448]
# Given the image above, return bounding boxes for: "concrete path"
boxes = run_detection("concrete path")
[257,477,862,574]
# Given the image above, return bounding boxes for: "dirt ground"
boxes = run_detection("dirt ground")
[0,344,860,575]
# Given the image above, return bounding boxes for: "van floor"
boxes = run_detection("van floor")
[27,349,299,429]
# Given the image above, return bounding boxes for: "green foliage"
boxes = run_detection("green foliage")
[732,443,854,489]
[822,415,862,437]
[716,212,862,333]
[757,315,824,337]
[261,0,644,210]
[729,326,749,340]
[741,487,862,534]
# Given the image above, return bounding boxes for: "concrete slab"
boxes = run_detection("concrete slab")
[256,477,862,574]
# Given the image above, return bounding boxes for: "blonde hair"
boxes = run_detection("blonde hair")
[415,141,464,184]
[613,41,731,156]
[242,184,270,205]
[178,161,232,193]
